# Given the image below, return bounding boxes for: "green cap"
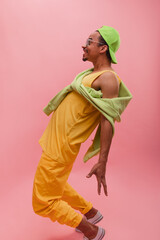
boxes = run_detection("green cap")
[98,26,120,64]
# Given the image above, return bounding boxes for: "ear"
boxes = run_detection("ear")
[100,45,108,54]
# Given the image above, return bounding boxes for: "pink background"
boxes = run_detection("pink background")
[1,0,160,239]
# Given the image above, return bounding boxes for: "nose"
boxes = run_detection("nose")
[82,45,87,51]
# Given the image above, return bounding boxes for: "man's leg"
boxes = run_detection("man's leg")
[32,152,105,239]
[61,182,103,221]
[32,152,82,228]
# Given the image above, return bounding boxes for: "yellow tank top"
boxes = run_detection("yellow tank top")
[82,70,121,86]
[39,70,121,165]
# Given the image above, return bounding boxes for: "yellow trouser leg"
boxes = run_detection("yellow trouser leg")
[61,182,92,215]
[33,193,83,227]
[32,152,83,228]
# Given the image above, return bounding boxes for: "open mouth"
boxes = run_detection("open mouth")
[83,51,88,57]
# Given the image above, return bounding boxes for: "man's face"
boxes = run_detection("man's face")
[82,31,102,62]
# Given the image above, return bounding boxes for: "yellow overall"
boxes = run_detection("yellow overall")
[32,70,120,228]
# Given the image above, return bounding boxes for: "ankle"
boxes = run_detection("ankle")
[85,224,98,239]
[85,207,98,219]
[76,218,98,238]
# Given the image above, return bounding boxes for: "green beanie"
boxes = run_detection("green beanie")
[98,26,120,64]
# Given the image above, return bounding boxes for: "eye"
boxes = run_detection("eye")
[88,39,92,45]
[86,39,91,46]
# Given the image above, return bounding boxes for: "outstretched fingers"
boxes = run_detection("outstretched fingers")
[96,175,102,195]
[101,178,108,196]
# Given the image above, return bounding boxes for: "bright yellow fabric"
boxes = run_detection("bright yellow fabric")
[32,152,89,227]
[39,70,120,164]
[32,70,120,228]
[82,70,121,87]
[38,72,106,164]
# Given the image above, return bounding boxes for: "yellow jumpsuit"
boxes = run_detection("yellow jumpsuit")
[32,70,118,228]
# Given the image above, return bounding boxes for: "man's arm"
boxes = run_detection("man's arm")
[86,72,119,196]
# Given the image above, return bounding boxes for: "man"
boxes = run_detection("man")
[32,26,132,240]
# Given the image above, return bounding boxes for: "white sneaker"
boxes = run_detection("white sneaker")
[75,211,103,233]
[83,226,105,240]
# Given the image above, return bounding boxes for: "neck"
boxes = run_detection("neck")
[92,57,112,72]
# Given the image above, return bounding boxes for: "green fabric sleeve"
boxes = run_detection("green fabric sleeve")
[43,85,72,116]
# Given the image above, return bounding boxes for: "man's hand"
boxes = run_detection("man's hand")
[86,161,108,196]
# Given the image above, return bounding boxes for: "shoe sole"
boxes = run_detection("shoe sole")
[98,228,105,240]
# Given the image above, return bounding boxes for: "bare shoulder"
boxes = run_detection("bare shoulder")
[98,71,119,98]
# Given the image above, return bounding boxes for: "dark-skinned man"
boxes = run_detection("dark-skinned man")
[32,26,132,240]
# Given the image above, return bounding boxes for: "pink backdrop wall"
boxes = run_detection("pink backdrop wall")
[1,0,160,239]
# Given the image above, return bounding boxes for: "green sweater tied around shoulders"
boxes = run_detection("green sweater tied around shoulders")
[43,68,132,162]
